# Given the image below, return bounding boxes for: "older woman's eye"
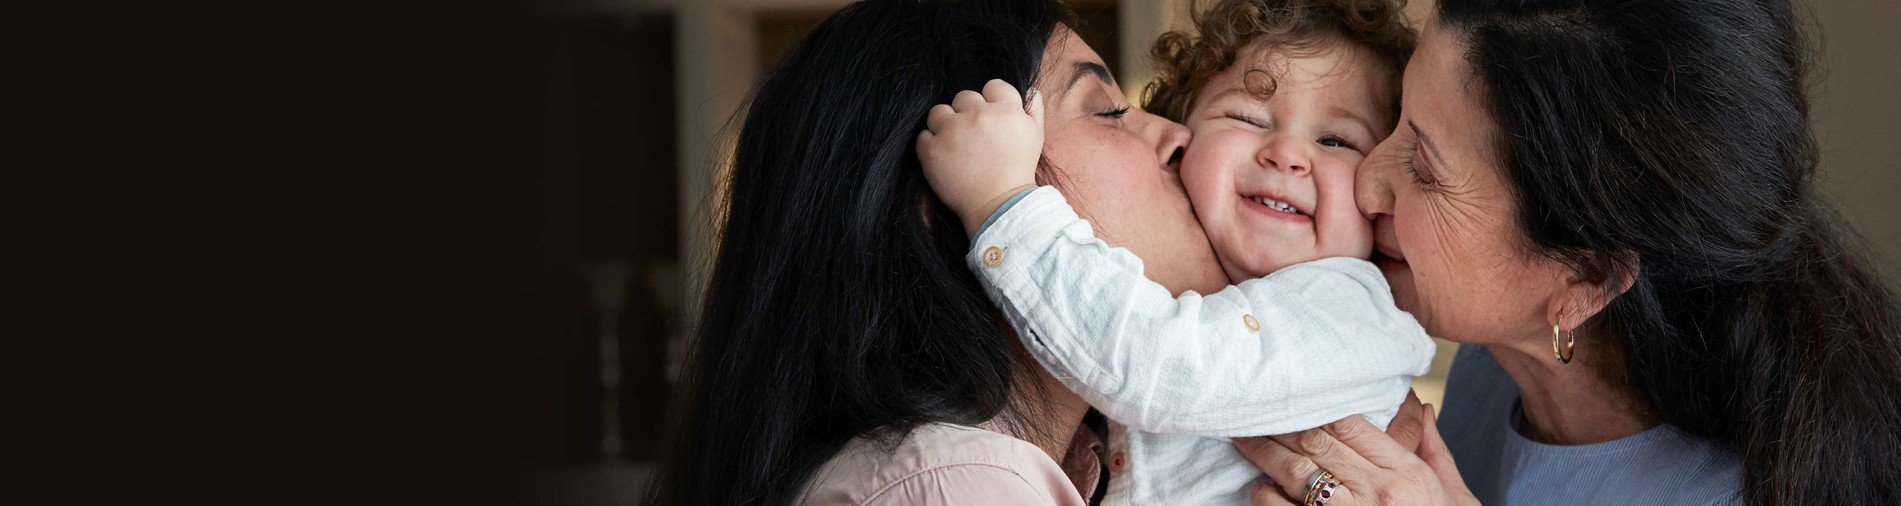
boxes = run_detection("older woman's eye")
[1403,155,1428,186]
[1097,105,1130,119]
[1403,150,1439,187]
[1395,135,1433,186]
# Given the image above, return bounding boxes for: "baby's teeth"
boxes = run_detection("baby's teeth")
[1255,197,1298,214]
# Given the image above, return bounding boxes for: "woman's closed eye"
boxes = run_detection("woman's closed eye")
[1403,141,1435,186]
[1097,105,1130,119]
[1397,124,1438,187]
[1403,154,1427,185]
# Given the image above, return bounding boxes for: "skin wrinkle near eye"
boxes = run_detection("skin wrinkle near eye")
[1425,158,1523,275]
[1411,105,1540,268]
[1408,113,1514,274]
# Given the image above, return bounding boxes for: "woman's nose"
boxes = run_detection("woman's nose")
[1356,139,1399,218]
[1256,136,1311,175]
[1141,112,1191,171]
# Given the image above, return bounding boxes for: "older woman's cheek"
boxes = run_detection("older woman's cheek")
[1356,144,1423,316]
[1383,213,1426,326]
[1385,255,1423,320]
[1419,197,1496,335]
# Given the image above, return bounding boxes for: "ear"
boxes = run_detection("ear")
[1547,254,1638,331]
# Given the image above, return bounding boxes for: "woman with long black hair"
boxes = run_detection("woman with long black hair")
[647,0,1228,503]
[1237,0,1901,505]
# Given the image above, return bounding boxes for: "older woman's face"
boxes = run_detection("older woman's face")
[1034,31,1228,296]
[1355,19,1568,344]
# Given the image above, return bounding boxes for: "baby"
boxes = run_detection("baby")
[918,0,1429,504]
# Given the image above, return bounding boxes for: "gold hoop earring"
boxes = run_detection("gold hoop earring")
[1552,324,1576,364]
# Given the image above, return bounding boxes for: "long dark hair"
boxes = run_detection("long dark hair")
[1439,1,1901,503]
[647,1,1068,504]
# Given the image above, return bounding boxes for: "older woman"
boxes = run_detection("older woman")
[1239,1,1901,505]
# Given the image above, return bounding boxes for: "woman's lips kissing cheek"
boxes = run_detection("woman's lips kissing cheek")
[1372,227,1408,272]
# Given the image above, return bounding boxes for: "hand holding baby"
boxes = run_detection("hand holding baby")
[917,79,1043,238]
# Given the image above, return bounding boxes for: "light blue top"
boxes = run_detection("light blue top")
[1438,345,1744,505]
[973,187,1037,239]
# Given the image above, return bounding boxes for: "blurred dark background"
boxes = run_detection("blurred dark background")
[432,0,1898,504]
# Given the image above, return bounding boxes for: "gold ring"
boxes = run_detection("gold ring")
[1303,468,1338,505]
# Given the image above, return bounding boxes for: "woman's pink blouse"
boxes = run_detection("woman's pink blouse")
[796,423,1098,505]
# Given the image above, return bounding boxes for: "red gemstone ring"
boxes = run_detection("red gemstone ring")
[1303,468,1339,506]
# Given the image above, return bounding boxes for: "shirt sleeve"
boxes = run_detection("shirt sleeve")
[973,186,1039,240]
[968,186,1436,437]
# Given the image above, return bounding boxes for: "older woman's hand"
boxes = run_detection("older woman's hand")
[1235,396,1478,505]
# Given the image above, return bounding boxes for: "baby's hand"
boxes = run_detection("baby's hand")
[917,79,1043,237]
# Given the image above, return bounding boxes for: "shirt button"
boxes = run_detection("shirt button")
[982,246,1005,268]
[1243,314,1260,333]
[1110,451,1126,473]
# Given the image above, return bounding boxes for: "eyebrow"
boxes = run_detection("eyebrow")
[1328,104,1376,139]
[1067,61,1115,91]
[1209,86,1255,105]
[1409,119,1450,167]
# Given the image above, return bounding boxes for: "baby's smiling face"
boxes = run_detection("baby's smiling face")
[1178,40,1397,282]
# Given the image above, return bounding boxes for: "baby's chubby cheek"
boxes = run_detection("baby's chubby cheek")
[1311,162,1376,259]
[1176,136,1306,278]
[1174,134,1236,225]
[1172,137,1258,274]
[1321,214,1376,258]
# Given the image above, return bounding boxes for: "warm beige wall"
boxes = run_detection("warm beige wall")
[1811,0,1901,284]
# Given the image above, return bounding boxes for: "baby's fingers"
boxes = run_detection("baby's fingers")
[951,89,986,113]
[925,103,955,134]
[981,79,1020,107]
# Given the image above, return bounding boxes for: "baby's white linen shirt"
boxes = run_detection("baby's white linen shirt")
[967,186,1434,505]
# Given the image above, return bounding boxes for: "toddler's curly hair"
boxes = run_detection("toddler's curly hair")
[1142,0,1416,123]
